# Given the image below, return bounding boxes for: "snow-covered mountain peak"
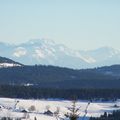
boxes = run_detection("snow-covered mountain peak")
[0,39,120,68]
[27,39,55,46]
[90,46,119,54]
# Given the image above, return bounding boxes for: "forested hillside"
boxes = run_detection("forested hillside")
[0,65,120,88]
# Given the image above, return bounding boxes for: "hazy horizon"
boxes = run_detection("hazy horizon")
[0,0,120,50]
[0,38,118,51]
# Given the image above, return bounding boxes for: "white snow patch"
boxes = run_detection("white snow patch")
[59,46,65,52]
[23,83,34,86]
[0,63,21,68]
[33,48,46,59]
[13,47,27,58]
[75,52,96,63]
[33,47,56,60]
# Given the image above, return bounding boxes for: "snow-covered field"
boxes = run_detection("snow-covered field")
[0,98,120,120]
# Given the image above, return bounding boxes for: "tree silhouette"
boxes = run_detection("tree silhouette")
[56,99,91,120]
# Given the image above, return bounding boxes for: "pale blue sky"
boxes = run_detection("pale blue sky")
[0,0,120,50]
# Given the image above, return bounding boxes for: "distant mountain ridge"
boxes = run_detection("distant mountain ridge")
[0,39,120,68]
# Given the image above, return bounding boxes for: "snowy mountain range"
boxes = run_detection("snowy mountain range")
[0,39,120,69]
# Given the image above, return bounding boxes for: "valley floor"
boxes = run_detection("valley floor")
[0,98,119,120]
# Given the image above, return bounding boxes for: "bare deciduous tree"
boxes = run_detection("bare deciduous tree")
[54,107,60,120]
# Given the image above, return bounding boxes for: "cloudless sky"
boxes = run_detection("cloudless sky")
[0,0,120,50]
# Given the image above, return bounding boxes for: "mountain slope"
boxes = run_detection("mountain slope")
[0,56,23,68]
[0,39,120,68]
[80,47,120,67]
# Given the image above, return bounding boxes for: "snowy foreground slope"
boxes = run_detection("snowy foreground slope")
[0,98,120,120]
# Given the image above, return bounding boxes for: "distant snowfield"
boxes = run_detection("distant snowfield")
[0,98,120,120]
[0,63,21,68]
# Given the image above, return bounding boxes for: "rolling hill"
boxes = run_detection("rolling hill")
[0,61,119,89]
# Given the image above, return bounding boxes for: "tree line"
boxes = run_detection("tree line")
[90,110,120,120]
[0,85,120,100]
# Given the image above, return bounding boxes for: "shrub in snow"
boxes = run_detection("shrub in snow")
[28,105,36,112]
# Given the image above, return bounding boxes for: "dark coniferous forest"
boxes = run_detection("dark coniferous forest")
[90,110,120,120]
[0,85,120,100]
